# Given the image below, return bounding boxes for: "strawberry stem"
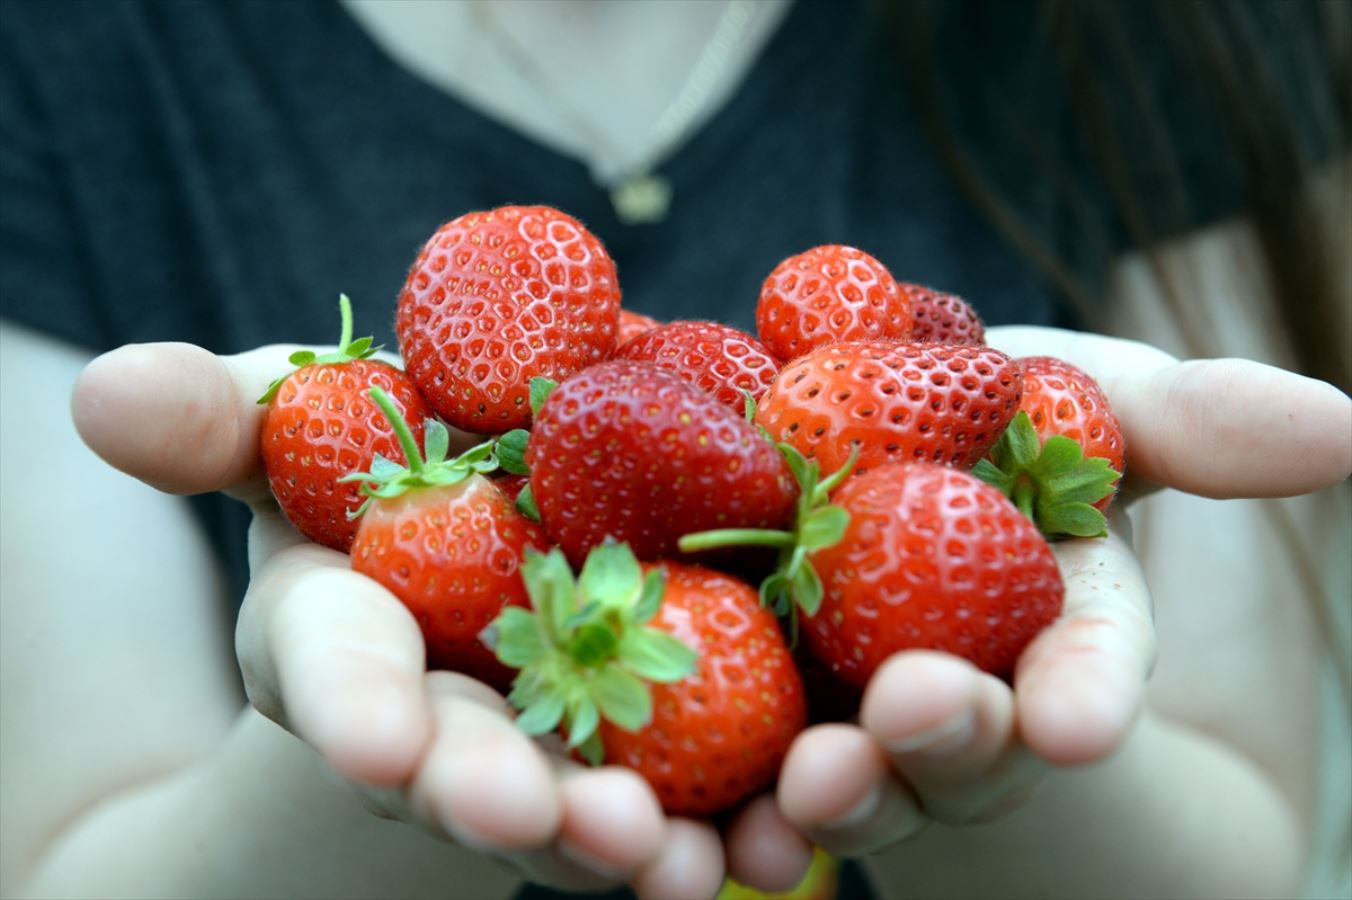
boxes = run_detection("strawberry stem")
[677,529,796,552]
[337,293,354,351]
[812,445,859,500]
[677,445,856,625]
[368,385,425,475]
[256,293,382,404]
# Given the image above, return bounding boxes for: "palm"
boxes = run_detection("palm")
[720,326,1351,884]
[72,341,725,899]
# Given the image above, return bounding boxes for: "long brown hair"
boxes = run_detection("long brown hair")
[879,0,1349,394]
[877,0,1351,855]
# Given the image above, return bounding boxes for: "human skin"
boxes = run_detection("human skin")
[1,317,1348,899]
[738,326,1350,896]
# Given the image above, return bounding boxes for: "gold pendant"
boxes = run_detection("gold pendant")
[611,173,673,225]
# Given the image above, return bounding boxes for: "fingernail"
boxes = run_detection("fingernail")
[558,838,632,880]
[886,710,976,757]
[822,784,882,830]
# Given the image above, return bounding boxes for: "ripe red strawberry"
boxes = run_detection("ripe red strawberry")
[347,388,548,691]
[491,472,531,505]
[617,309,663,346]
[258,294,431,552]
[488,544,805,816]
[603,562,805,815]
[756,245,911,362]
[755,341,1023,477]
[803,463,1064,688]
[614,320,780,412]
[1017,356,1125,485]
[396,205,621,435]
[527,360,797,565]
[901,283,985,345]
[974,356,1125,538]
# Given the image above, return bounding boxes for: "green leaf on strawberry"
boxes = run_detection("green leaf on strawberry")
[496,429,532,475]
[530,376,559,416]
[799,505,849,552]
[338,386,501,518]
[257,294,383,404]
[515,483,542,522]
[677,443,859,632]
[493,385,544,479]
[485,542,698,765]
[973,411,1121,539]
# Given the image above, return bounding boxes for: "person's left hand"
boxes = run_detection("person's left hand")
[714,327,1352,891]
[72,340,730,900]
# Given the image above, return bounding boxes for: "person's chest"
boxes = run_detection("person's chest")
[41,0,1063,352]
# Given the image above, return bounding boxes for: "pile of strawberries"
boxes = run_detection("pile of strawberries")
[259,205,1125,817]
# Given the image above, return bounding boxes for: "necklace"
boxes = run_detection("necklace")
[470,0,759,225]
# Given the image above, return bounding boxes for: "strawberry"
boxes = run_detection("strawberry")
[258,294,431,552]
[346,387,548,691]
[678,440,858,636]
[756,244,910,363]
[617,309,663,346]
[974,356,1124,538]
[491,472,531,505]
[613,320,780,412]
[1014,356,1125,481]
[487,543,806,816]
[396,205,621,435]
[802,463,1064,688]
[754,341,1023,478]
[901,283,985,345]
[526,360,798,566]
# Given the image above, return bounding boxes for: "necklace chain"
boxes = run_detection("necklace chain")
[471,0,758,225]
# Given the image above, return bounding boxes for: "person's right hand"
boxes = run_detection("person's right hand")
[717,329,1352,896]
[71,341,729,900]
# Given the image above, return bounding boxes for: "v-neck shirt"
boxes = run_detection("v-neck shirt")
[1,0,1254,598]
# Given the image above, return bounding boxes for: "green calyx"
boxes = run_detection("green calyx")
[483,541,698,765]
[257,294,382,404]
[677,441,858,635]
[338,386,499,519]
[529,376,558,417]
[491,375,556,521]
[494,428,540,521]
[972,410,1121,539]
[496,429,531,476]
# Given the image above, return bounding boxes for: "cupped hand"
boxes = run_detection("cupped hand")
[70,341,728,899]
[721,326,1352,883]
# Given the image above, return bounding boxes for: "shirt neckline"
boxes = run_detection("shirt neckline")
[327,0,828,222]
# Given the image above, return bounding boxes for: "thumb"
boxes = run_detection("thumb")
[1106,358,1351,499]
[71,342,299,497]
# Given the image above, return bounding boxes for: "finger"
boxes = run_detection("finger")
[1015,505,1155,766]
[71,342,298,495]
[988,327,1352,498]
[511,765,666,887]
[631,818,726,900]
[406,671,562,851]
[777,724,927,857]
[236,542,432,787]
[858,652,1045,824]
[72,341,489,499]
[986,325,1177,379]
[724,794,815,893]
[1104,359,1351,499]
[244,496,310,573]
